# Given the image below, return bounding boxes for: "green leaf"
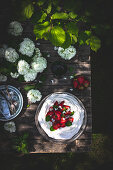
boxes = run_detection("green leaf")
[24,85,36,91]
[51,12,68,20]
[47,0,52,14]
[70,111,74,116]
[37,0,46,6]
[61,32,72,49]
[69,12,77,19]
[72,34,77,43]
[88,36,101,52]
[78,31,90,45]
[34,21,51,39]
[38,12,47,23]
[22,2,34,19]
[66,22,79,36]
[49,26,66,46]
[53,105,58,109]
[46,115,51,122]
[50,126,55,131]
[65,121,72,126]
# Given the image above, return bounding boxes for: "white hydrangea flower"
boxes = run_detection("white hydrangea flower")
[58,46,76,60]
[24,69,37,82]
[0,74,7,82]
[4,121,16,133]
[27,89,42,103]
[10,72,19,78]
[31,57,47,73]
[5,48,19,63]
[17,60,30,75]
[8,21,23,36]
[19,38,35,57]
[35,47,42,57]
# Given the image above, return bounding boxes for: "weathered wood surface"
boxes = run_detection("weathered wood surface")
[0,23,92,153]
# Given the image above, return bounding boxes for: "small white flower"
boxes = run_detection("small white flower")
[36,42,40,45]
[5,48,19,63]
[19,38,35,57]
[63,77,67,80]
[31,56,47,73]
[27,89,42,103]
[0,74,7,82]
[4,121,16,133]
[70,75,74,79]
[47,54,50,57]
[35,48,42,57]
[10,72,19,78]
[24,69,37,82]
[58,46,76,60]
[17,60,30,75]
[8,21,23,36]
[69,88,73,91]
[54,46,58,50]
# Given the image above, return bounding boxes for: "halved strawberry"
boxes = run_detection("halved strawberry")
[60,117,67,124]
[49,106,53,111]
[77,76,85,84]
[46,111,54,116]
[83,80,90,87]
[53,122,61,130]
[67,117,74,122]
[73,79,78,88]
[63,105,70,110]
[60,123,66,127]
[54,110,62,115]
[65,111,71,115]
[54,101,58,106]
[59,101,65,107]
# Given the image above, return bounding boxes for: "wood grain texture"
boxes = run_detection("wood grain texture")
[0,23,92,153]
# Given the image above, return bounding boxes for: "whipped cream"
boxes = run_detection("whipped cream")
[38,93,85,140]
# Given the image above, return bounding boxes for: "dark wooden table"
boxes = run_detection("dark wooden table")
[0,24,92,153]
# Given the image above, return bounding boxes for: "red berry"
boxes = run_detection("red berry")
[83,80,90,87]
[54,110,62,115]
[47,111,54,116]
[65,111,71,115]
[49,106,53,111]
[63,105,70,109]
[60,123,66,127]
[53,122,61,130]
[54,113,61,121]
[73,79,78,88]
[60,117,67,124]
[59,101,65,107]
[54,101,58,106]
[67,117,74,122]
[77,76,85,84]
[78,84,84,90]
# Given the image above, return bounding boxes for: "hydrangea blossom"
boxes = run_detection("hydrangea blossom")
[5,48,19,63]
[24,69,37,82]
[35,47,42,57]
[8,21,23,36]
[31,56,47,73]
[27,89,42,103]
[58,46,76,60]
[0,74,7,82]
[19,38,35,57]
[17,60,30,75]
[10,72,19,78]
[4,121,16,133]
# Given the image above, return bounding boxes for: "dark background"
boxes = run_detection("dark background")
[0,0,113,169]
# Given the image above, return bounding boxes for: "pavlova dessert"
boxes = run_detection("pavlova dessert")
[38,93,85,140]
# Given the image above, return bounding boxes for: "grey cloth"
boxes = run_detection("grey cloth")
[0,94,11,119]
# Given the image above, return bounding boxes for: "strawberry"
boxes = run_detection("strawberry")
[54,101,58,106]
[83,80,90,87]
[67,117,74,122]
[60,123,66,127]
[60,117,67,124]
[77,76,85,84]
[54,113,61,121]
[53,122,61,130]
[49,106,53,111]
[78,84,84,90]
[65,111,71,115]
[73,79,78,88]
[46,111,54,116]
[54,110,62,115]
[63,105,70,110]
[59,101,65,107]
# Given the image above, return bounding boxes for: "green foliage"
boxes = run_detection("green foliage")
[51,12,68,20]
[13,133,29,154]
[24,85,36,91]
[49,26,66,46]
[87,36,101,52]
[69,12,77,19]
